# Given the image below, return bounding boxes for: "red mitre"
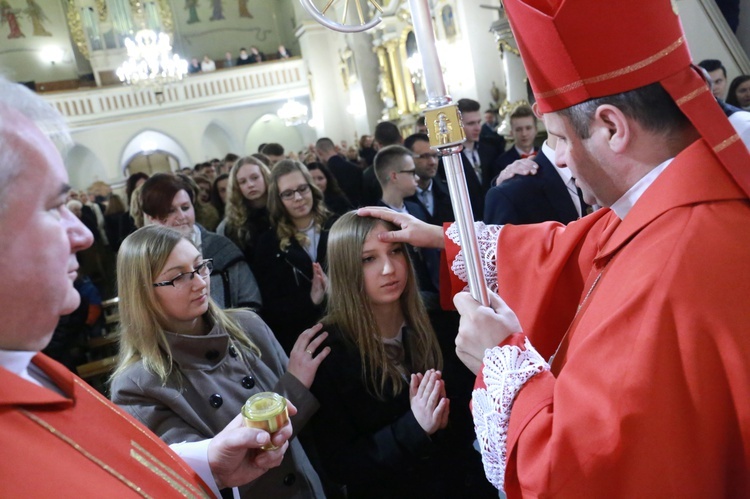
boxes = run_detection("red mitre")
[503,0,750,196]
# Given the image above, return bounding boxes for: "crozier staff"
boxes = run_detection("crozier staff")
[359,0,750,496]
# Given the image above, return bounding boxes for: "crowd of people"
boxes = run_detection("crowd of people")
[4,0,750,495]
[45,119,510,497]
[187,45,293,74]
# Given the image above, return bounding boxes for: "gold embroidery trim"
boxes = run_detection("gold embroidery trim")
[131,441,210,499]
[131,445,201,499]
[714,134,740,153]
[20,410,151,498]
[73,376,211,496]
[675,85,708,106]
[536,37,685,99]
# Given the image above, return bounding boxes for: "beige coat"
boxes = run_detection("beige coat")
[111,310,324,498]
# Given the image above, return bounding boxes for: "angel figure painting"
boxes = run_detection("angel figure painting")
[1,1,25,39]
[238,0,253,18]
[25,0,51,36]
[186,0,200,23]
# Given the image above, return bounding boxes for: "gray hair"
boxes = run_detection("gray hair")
[0,75,72,214]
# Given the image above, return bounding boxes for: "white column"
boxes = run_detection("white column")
[294,20,356,142]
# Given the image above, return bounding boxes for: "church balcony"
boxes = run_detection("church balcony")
[40,58,308,129]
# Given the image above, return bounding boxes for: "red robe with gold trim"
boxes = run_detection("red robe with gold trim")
[444,139,750,497]
[0,353,214,498]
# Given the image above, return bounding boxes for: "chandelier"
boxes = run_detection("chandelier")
[116,30,188,96]
[277,99,309,126]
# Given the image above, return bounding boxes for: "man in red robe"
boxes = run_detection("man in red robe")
[361,0,750,496]
[0,77,293,497]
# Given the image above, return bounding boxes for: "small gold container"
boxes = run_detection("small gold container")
[241,392,289,450]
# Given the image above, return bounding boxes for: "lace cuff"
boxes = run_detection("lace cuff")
[446,222,502,293]
[472,337,549,490]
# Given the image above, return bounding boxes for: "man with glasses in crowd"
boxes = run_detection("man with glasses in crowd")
[404,133,455,226]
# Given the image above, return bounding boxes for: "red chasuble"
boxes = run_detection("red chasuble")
[444,139,750,497]
[0,353,214,498]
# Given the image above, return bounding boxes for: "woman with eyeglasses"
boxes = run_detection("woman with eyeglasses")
[140,173,262,311]
[110,225,329,498]
[217,157,272,264]
[253,160,336,354]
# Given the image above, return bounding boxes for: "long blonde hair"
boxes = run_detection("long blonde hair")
[323,212,442,399]
[112,225,259,384]
[224,156,271,252]
[267,160,330,251]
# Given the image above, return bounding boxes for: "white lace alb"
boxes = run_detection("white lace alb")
[472,338,549,490]
[445,222,502,293]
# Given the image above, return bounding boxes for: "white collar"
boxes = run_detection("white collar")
[610,158,673,220]
[382,323,405,345]
[0,349,39,385]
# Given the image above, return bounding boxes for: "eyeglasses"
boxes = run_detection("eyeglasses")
[397,169,418,176]
[279,183,311,200]
[413,153,440,160]
[153,259,213,288]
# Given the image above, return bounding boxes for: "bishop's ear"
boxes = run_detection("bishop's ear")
[592,104,630,154]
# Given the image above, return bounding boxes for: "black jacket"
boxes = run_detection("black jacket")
[252,217,335,353]
[484,149,584,225]
[327,155,363,207]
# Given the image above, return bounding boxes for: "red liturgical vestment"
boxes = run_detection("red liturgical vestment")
[444,139,750,497]
[0,353,214,498]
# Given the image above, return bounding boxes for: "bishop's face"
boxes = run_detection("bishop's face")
[545,111,614,207]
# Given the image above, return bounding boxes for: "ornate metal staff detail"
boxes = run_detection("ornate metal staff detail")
[299,0,490,306]
[300,0,383,33]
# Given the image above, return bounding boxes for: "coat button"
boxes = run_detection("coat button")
[209,393,223,408]
[205,350,220,361]
[283,473,296,486]
[241,376,255,389]
[228,344,238,358]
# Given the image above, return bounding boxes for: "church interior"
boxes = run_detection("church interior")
[1,0,748,193]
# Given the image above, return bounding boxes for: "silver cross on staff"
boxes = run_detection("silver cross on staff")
[299,0,490,306]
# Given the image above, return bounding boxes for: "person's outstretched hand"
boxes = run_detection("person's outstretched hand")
[494,158,538,186]
[288,323,331,388]
[357,206,445,249]
[309,262,328,305]
[208,402,297,489]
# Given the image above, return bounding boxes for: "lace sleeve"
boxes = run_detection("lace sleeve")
[445,222,502,292]
[472,337,550,491]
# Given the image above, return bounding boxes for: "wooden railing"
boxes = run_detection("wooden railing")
[41,58,308,128]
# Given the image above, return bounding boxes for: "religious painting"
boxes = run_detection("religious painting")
[210,0,224,21]
[339,47,357,90]
[25,0,51,36]
[1,0,55,40]
[238,0,253,18]
[183,0,257,24]
[441,5,456,40]
[1,0,25,38]
[185,0,200,23]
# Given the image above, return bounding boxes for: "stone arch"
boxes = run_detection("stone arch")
[244,112,307,156]
[201,121,240,161]
[119,129,191,174]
